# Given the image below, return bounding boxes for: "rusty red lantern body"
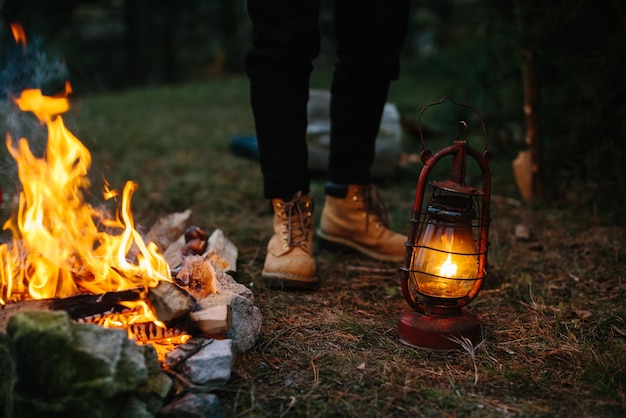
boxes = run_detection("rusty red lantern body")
[398,97,492,350]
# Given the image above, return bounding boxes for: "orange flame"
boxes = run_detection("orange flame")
[10,22,27,47]
[438,254,458,278]
[0,24,187,351]
[0,82,171,306]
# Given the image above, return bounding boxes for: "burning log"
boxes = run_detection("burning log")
[0,287,145,332]
[0,216,246,338]
[1,214,253,349]
[1,279,235,345]
[128,321,187,342]
[81,312,189,342]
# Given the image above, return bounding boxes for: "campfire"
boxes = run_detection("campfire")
[0,24,260,417]
[1,22,186,350]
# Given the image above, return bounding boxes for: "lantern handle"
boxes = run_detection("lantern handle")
[417,96,490,156]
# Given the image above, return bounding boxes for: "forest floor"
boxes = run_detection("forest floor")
[1,75,624,417]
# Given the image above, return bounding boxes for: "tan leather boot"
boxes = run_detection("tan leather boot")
[317,184,406,262]
[262,191,318,290]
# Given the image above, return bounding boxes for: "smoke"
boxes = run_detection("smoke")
[0,22,68,185]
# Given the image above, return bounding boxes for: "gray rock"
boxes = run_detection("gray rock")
[158,392,222,418]
[306,89,402,180]
[197,292,262,353]
[165,338,233,391]
[213,269,253,302]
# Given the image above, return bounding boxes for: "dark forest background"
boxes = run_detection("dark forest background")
[1,0,625,224]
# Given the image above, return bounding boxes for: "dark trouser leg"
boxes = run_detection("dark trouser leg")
[328,0,410,185]
[244,0,321,200]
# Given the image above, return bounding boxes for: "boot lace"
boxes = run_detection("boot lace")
[357,184,391,230]
[280,191,313,250]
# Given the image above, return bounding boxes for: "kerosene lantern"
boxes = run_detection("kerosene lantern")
[398,97,492,350]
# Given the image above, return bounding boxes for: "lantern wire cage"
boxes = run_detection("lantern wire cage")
[404,188,489,312]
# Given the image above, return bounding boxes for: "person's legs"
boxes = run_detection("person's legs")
[317,0,410,263]
[245,0,320,200]
[329,0,409,184]
[328,0,409,184]
[245,0,321,289]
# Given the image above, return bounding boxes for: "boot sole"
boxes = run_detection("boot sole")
[261,271,319,291]
[316,229,404,263]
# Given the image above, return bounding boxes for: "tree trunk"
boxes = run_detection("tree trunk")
[513,1,544,200]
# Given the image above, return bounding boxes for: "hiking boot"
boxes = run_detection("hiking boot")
[262,191,319,290]
[317,183,406,263]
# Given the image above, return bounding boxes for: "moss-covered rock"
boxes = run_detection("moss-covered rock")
[8,310,77,400]
[136,344,173,415]
[6,310,172,418]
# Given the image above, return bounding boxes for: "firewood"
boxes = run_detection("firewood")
[128,321,189,342]
[204,229,238,274]
[189,304,232,335]
[0,287,145,332]
[147,281,196,322]
[163,235,186,269]
[204,252,230,274]
[146,209,193,252]
[174,256,217,300]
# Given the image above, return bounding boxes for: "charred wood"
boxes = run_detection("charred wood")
[0,287,145,331]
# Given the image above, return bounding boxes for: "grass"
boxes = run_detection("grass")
[1,71,625,417]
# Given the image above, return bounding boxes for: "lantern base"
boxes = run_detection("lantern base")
[397,308,482,351]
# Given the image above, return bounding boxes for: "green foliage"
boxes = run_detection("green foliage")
[528,2,626,223]
[401,1,626,224]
